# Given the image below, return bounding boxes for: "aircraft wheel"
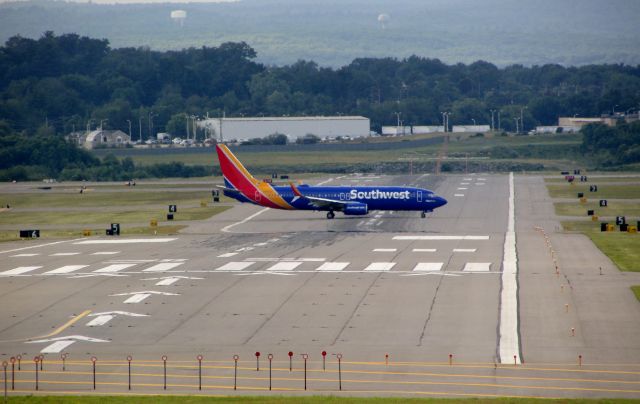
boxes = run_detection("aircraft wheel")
[421,211,426,218]
[327,211,335,219]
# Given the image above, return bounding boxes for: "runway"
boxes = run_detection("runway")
[1,173,639,398]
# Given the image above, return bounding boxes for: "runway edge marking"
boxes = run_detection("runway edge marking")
[498,172,521,364]
[222,207,270,233]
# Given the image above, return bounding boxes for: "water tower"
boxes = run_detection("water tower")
[170,10,187,28]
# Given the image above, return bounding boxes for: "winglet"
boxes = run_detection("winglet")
[290,182,303,197]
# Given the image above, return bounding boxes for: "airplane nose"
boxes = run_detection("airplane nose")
[437,196,447,207]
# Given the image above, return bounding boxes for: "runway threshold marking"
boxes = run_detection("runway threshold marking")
[316,262,349,271]
[222,207,269,233]
[217,252,238,258]
[215,262,255,271]
[266,262,302,271]
[93,263,136,273]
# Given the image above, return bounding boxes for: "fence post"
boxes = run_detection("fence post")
[127,356,132,390]
[91,357,97,390]
[197,355,203,391]
[162,356,167,390]
[233,355,239,391]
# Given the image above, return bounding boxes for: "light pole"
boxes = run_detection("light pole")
[394,112,402,135]
[86,119,93,132]
[138,117,142,143]
[490,109,496,131]
[520,106,527,133]
[498,110,501,131]
[126,120,132,142]
[514,117,520,134]
[99,119,108,131]
[612,105,618,115]
[191,115,198,141]
[148,112,156,140]
[471,118,476,126]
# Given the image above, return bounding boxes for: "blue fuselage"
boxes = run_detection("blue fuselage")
[226,185,447,213]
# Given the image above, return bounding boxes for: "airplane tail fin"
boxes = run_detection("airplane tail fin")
[216,144,261,194]
[215,144,293,210]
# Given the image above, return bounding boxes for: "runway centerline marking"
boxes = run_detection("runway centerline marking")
[92,251,120,255]
[222,207,269,233]
[453,248,477,252]
[10,253,39,257]
[373,248,397,252]
[413,248,437,252]
[50,252,80,256]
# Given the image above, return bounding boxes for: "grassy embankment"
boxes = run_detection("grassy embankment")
[548,178,640,273]
[0,185,231,242]
[101,133,583,174]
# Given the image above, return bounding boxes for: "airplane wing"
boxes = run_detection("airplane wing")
[290,183,348,211]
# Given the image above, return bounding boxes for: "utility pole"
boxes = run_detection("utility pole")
[148,112,155,140]
[126,120,132,141]
[490,110,496,131]
[138,117,142,143]
[514,117,519,134]
[520,106,527,133]
[185,113,190,140]
[394,112,401,135]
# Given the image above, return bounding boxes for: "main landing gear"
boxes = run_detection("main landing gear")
[326,211,335,219]
[421,211,427,218]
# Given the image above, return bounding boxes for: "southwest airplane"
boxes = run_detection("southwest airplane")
[216,144,447,219]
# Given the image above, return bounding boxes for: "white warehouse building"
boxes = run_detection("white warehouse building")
[198,116,370,142]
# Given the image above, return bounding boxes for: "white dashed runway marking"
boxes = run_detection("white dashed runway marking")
[92,251,120,255]
[142,262,184,272]
[217,252,238,258]
[44,265,89,275]
[373,248,397,252]
[50,252,80,256]
[412,262,443,272]
[453,248,477,252]
[266,262,302,271]
[412,248,437,252]
[315,262,349,271]
[215,262,255,271]
[93,264,136,273]
[74,238,176,244]
[394,235,489,241]
[1,266,42,275]
[363,262,395,271]
[463,262,491,272]
[10,253,39,257]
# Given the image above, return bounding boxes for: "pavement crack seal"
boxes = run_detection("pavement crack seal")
[417,252,454,347]
[498,172,521,364]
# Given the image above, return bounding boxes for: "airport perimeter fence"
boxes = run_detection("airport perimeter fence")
[3,352,640,398]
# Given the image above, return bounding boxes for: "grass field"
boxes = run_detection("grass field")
[561,222,640,272]
[632,286,640,302]
[0,224,188,242]
[554,201,640,217]
[545,176,640,183]
[0,190,224,209]
[100,134,582,169]
[4,396,638,404]
[547,184,640,199]
[0,205,230,226]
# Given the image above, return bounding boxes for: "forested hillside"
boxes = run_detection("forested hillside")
[1,0,639,68]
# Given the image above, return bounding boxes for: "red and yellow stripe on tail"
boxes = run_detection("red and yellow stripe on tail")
[216,144,293,210]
